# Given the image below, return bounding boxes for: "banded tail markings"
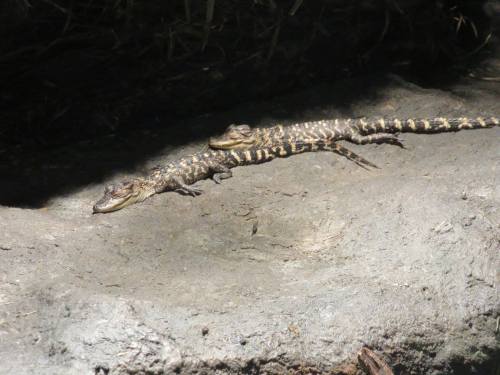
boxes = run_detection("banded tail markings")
[359,118,369,133]
[256,149,263,161]
[437,117,450,129]
[407,119,417,130]
[244,150,252,162]
[230,150,242,163]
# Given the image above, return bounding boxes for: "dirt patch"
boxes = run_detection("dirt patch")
[0,70,499,373]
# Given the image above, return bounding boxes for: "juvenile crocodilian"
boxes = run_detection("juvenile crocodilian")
[209,117,499,152]
[94,116,498,213]
[93,138,354,213]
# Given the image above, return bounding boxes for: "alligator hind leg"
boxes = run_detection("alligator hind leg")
[319,142,378,168]
[332,143,379,169]
[346,132,404,148]
[210,164,233,184]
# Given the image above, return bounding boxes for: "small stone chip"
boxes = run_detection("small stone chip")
[251,221,258,235]
[201,327,209,336]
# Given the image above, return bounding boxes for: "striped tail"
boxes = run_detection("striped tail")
[356,117,499,134]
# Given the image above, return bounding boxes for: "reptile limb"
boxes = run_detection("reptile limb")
[210,164,233,184]
[347,132,405,148]
[332,143,379,169]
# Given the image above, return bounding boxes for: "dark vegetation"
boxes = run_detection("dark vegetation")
[0,0,496,207]
[0,0,494,149]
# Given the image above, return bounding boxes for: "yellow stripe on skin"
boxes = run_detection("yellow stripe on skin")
[438,117,450,129]
[230,150,242,162]
[359,119,369,133]
[476,117,486,127]
[244,150,252,161]
[422,120,431,130]
[459,118,469,129]
[256,149,263,161]
[394,119,402,130]
[407,119,416,130]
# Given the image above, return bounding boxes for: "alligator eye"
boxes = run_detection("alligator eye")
[105,185,114,193]
[227,124,236,130]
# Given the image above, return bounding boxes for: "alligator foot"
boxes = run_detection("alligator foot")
[357,347,394,375]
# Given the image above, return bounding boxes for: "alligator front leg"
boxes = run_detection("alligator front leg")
[209,164,233,184]
[172,176,203,196]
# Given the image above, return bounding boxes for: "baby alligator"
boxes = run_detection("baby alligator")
[93,140,345,213]
[209,117,499,150]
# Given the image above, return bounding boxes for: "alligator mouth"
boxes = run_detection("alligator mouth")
[209,138,256,149]
[208,138,243,149]
[93,199,128,213]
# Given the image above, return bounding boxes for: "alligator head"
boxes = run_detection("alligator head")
[93,179,155,213]
[209,124,256,149]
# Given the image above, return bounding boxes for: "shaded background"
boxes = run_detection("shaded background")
[1,0,496,148]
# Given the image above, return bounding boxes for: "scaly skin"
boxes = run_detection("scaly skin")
[94,116,498,213]
[209,117,499,150]
[93,140,339,213]
[209,124,378,168]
